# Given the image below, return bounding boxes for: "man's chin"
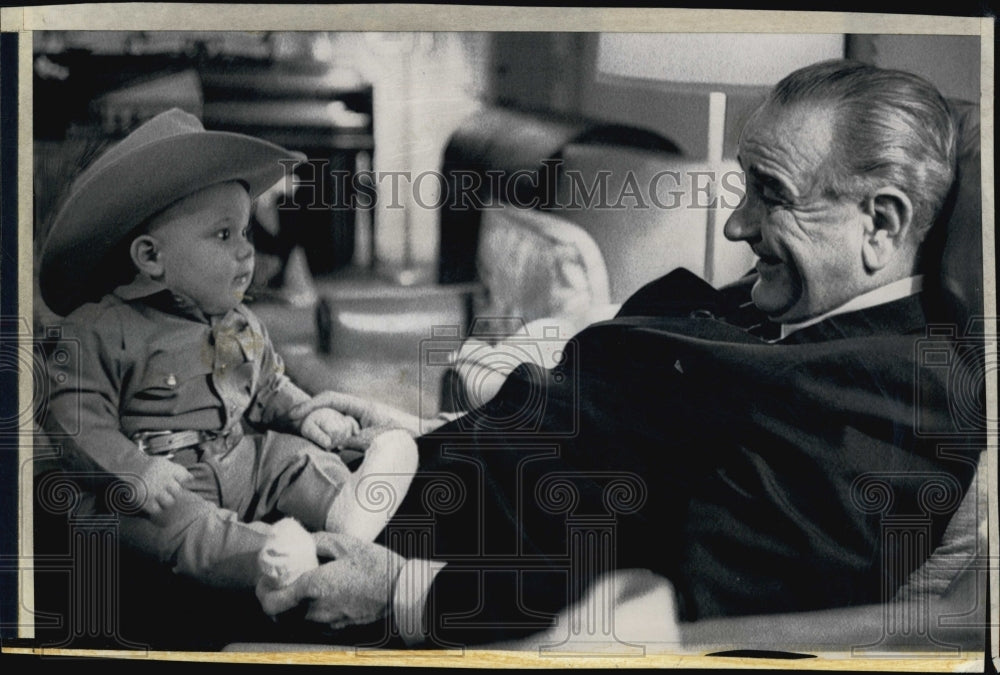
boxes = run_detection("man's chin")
[750,282,799,322]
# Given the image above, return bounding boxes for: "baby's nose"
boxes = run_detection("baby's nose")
[236,239,254,260]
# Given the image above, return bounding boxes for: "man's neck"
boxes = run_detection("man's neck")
[778,275,925,340]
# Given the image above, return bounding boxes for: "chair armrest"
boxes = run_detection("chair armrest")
[453,306,620,411]
[679,562,987,653]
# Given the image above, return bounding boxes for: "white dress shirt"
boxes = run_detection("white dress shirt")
[778,275,924,340]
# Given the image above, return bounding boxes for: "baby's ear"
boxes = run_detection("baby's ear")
[130,234,162,277]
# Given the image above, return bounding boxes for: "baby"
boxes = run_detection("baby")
[41,108,416,594]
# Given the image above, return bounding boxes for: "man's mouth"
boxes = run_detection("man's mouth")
[234,272,252,285]
[754,251,783,268]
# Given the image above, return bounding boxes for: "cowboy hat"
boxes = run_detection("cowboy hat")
[39,107,305,316]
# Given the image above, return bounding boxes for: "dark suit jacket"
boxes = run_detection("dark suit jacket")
[397,270,981,647]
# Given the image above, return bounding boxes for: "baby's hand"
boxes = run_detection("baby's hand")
[134,456,194,517]
[300,408,361,449]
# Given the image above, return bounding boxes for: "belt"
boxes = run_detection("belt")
[133,426,244,457]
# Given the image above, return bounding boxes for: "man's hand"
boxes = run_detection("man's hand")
[256,532,405,628]
[300,407,361,449]
[133,456,194,517]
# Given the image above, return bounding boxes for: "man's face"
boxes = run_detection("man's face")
[724,103,872,322]
[146,181,254,316]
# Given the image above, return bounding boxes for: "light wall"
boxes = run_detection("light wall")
[319,32,492,270]
[597,33,845,86]
[848,34,981,103]
[582,34,846,159]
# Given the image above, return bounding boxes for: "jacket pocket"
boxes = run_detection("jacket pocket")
[132,353,214,402]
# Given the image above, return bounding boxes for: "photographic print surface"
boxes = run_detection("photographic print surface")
[0,5,995,670]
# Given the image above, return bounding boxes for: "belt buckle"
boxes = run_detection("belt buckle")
[211,428,241,451]
[134,430,176,458]
[203,430,227,450]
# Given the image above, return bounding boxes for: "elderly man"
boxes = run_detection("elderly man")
[258,59,981,647]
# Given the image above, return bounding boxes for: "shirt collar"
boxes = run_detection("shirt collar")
[112,273,169,301]
[112,274,211,323]
[778,275,925,341]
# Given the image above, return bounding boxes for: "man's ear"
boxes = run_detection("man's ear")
[861,187,914,272]
[129,234,163,278]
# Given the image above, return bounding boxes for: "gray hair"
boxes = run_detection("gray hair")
[768,59,957,238]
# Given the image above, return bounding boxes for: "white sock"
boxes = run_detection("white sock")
[325,429,418,541]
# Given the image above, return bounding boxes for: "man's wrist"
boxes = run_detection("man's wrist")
[391,558,447,646]
[423,411,464,433]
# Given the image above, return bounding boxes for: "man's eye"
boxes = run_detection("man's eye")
[217,228,231,240]
[760,192,783,207]
[749,175,787,209]
[755,185,785,209]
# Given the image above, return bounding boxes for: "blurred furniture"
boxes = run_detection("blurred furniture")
[438,106,753,298]
[437,107,682,285]
[474,205,611,331]
[440,106,753,406]
[201,62,373,276]
[273,112,688,420]
[33,50,373,279]
[253,275,479,417]
[447,205,614,411]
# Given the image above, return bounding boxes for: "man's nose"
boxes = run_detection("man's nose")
[723,201,760,242]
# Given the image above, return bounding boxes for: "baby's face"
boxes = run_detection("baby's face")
[146,181,254,315]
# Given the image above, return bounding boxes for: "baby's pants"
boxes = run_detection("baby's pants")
[115,430,350,588]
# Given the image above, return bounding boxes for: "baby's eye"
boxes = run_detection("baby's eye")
[216,228,231,241]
